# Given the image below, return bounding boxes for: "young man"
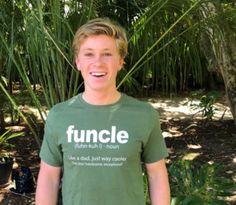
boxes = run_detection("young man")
[36,18,170,205]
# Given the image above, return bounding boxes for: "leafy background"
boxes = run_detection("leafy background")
[0,0,236,204]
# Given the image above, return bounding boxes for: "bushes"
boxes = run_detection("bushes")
[144,160,236,205]
[169,160,235,205]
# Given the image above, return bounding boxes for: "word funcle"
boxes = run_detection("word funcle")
[66,125,129,144]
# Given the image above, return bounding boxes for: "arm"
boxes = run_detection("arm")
[145,159,170,205]
[35,160,62,205]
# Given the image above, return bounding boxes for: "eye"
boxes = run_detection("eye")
[104,52,112,56]
[103,52,112,56]
[84,53,94,57]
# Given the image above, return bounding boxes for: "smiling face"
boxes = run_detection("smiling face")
[75,35,124,95]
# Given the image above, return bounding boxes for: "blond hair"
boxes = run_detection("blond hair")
[72,18,128,59]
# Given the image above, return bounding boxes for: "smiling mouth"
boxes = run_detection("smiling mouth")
[90,72,107,77]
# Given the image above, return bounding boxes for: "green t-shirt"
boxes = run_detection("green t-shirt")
[40,93,168,205]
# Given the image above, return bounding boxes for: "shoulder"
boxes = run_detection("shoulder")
[122,94,159,122]
[123,94,156,112]
[53,95,80,109]
[46,95,81,119]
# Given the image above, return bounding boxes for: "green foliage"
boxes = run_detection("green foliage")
[0,79,41,148]
[143,160,235,204]
[143,173,151,205]
[199,93,217,120]
[169,160,236,205]
[190,91,219,120]
[0,129,24,151]
[119,0,208,95]
[0,76,8,131]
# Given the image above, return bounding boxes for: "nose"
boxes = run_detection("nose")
[93,54,104,66]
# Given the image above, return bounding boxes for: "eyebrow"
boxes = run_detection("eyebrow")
[82,48,111,51]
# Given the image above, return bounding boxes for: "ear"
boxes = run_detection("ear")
[118,58,125,71]
[75,57,81,71]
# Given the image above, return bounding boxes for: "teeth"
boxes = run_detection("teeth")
[91,72,106,77]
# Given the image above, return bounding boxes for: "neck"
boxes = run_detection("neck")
[82,90,121,105]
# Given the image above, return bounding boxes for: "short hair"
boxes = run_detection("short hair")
[72,18,128,59]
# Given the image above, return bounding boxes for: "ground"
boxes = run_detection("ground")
[0,96,235,205]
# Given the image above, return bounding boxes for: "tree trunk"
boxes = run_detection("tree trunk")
[218,35,236,124]
[200,2,236,124]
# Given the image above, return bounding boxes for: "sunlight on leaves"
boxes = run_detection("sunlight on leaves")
[182,152,201,160]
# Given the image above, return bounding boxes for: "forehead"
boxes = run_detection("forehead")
[79,35,118,51]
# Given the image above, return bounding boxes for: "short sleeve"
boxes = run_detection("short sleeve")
[39,109,63,167]
[142,108,168,163]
